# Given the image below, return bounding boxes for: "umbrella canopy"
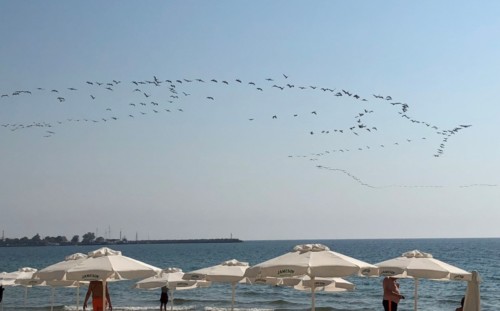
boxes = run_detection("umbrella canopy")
[135,268,197,290]
[8,267,38,286]
[183,259,249,311]
[463,271,481,311]
[33,253,88,310]
[376,250,472,280]
[33,253,90,311]
[290,276,355,293]
[66,247,160,282]
[6,268,39,305]
[247,275,355,292]
[183,259,249,283]
[12,267,41,287]
[135,267,205,311]
[376,250,472,311]
[1,272,19,286]
[244,244,377,311]
[34,253,88,281]
[66,247,160,311]
[244,244,378,279]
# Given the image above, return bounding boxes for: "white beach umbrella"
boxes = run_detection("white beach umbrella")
[244,276,282,286]
[244,244,377,311]
[66,248,160,281]
[44,280,83,311]
[66,247,161,310]
[35,253,88,281]
[9,267,39,305]
[247,275,355,292]
[463,271,481,311]
[290,276,355,292]
[135,268,197,289]
[0,271,19,286]
[135,267,199,310]
[183,259,249,311]
[10,267,38,284]
[0,271,16,310]
[1,268,39,309]
[16,271,84,311]
[1,271,26,311]
[34,253,90,311]
[376,250,472,311]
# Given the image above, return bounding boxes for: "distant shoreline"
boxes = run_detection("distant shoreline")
[126,238,243,245]
[0,238,243,247]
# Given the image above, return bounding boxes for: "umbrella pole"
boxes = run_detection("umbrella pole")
[51,287,55,311]
[414,278,419,311]
[231,282,236,311]
[76,283,80,311]
[24,286,28,306]
[311,276,316,311]
[170,289,174,311]
[103,280,107,311]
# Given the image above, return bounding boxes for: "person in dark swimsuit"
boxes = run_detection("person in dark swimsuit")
[456,297,465,311]
[160,286,168,311]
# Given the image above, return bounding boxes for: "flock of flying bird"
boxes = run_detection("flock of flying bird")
[1,74,490,188]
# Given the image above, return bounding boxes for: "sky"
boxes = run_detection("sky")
[1,0,499,241]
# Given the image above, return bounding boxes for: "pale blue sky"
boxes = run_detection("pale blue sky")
[1,1,499,240]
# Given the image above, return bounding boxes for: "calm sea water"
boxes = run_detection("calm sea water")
[0,239,498,311]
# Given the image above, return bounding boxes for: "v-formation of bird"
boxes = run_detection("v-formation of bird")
[0,74,477,186]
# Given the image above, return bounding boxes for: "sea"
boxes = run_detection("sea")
[0,238,498,311]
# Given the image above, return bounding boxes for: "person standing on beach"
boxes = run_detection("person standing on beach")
[382,276,404,311]
[83,281,112,311]
[456,297,465,311]
[160,286,168,311]
[0,285,4,303]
